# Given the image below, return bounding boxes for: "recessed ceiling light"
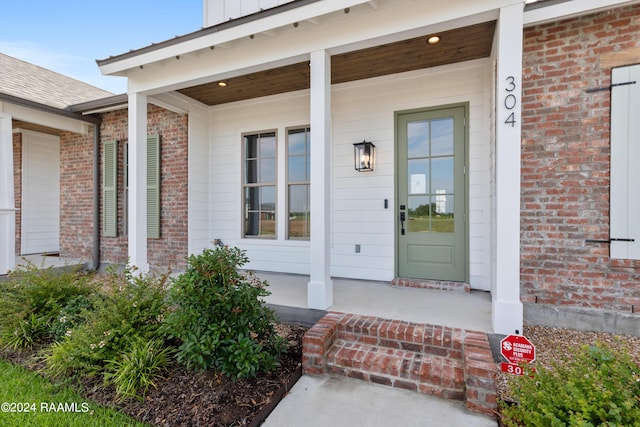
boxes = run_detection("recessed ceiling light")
[427,35,441,45]
[217,81,228,87]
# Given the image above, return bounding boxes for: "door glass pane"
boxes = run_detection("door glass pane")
[432,194,454,233]
[408,159,429,195]
[407,120,429,158]
[431,118,454,156]
[431,157,454,193]
[407,195,431,233]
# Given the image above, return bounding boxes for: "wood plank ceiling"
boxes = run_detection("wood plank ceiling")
[178,21,496,106]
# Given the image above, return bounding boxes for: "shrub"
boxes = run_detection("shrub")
[163,246,285,378]
[104,338,172,401]
[44,266,169,379]
[0,260,95,348]
[500,342,640,427]
[50,295,95,342]
[1,313,49,350]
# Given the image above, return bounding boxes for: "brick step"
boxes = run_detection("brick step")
[303,312,498,416]
[326,340,465,401]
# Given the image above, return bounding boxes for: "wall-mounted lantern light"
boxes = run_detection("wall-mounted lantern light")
[353,140,375,172]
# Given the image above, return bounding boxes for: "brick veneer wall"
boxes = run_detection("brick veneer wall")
[59,104,189,270]
[99,105,189,270]
[60,128,95,262]
[521,5,640,320]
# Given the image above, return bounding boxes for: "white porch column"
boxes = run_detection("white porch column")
[0,112,16,274]
[308,49,333,309]
[128,93,149,272]
[493,2,524,335]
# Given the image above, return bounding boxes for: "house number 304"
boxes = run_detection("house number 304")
[504,76,517,127]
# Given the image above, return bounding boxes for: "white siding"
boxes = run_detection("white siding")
[21,131,60,255]
[204,0,296,27]
[208,59,492,289]
[188,104,211,256]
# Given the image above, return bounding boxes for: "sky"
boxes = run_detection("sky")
[0,0,203,94]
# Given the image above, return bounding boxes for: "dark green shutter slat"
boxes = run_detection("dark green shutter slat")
[147,134,160,238]
[103,140,117,237]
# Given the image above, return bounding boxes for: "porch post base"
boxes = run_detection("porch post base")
[0,210,16,274]
[492,299,523,335]
[307,280,333,310]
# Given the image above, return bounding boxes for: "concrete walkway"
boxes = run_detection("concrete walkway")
[263,375,497,427]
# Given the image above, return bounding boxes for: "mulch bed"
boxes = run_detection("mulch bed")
[1,324,307,427]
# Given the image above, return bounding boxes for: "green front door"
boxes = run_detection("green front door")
[396,105,467,281]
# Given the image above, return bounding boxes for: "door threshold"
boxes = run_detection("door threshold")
[391,278,470,293]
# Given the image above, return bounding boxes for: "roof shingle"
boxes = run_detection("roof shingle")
[0,52,112,110]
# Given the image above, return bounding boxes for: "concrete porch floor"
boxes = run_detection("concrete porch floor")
[13,254,85,271]
[257,272,493,333]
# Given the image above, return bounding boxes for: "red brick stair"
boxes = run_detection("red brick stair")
[303,312,497,416]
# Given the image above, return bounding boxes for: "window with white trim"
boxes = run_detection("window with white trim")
[243,131,277,238]
[287,127,311,240]
[610,64,640,260]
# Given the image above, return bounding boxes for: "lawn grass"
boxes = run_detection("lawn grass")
[0,359,147,427]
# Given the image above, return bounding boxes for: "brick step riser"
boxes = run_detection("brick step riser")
[326,340,465,400]
[337,331,464,360]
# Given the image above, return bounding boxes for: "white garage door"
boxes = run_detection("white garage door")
[21,131,60,255]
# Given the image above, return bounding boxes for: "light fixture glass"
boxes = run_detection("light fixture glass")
[353,141,375,172]
[427,35,441,45]
[217,81,228,87]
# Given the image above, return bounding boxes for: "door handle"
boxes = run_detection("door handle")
[399,210,406,235]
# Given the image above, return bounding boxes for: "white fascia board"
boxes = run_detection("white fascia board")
[524,0,640,26]
[99,0,371,76]
[2,102,88,134]
[125,0,518,95]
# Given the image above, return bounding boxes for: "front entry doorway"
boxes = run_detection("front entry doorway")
[396,105,467,281]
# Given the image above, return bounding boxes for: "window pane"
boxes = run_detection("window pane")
[245,134,258,159]
[244,159,258,184]
[289,184,310,239]
[288,156,307,182]
[430,118,454,156]
[260,133,276,158]
[407,120,429,158]
[288,129,307,156]
[431,157,454,193]
[259,157,276,182]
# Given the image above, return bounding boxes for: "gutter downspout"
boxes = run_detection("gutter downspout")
[92,122,101,270]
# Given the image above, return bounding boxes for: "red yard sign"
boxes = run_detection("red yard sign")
[501,335,536,364]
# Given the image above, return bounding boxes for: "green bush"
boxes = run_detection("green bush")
[50,294,95,342]
[500,342,640,427]
[44,266,169,379]
[104,338,172,401]
[163,246,285,378]
[0,260,95,348]
[1,313,49,350]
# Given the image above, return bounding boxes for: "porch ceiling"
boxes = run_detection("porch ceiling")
[177,21,496,106]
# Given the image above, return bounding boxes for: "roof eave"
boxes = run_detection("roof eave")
[96,0,369,75]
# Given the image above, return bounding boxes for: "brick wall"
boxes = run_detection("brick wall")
[12,132,21,254]
[60,128,95,261]
[521,5,640,317]
[59,104,189,270]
